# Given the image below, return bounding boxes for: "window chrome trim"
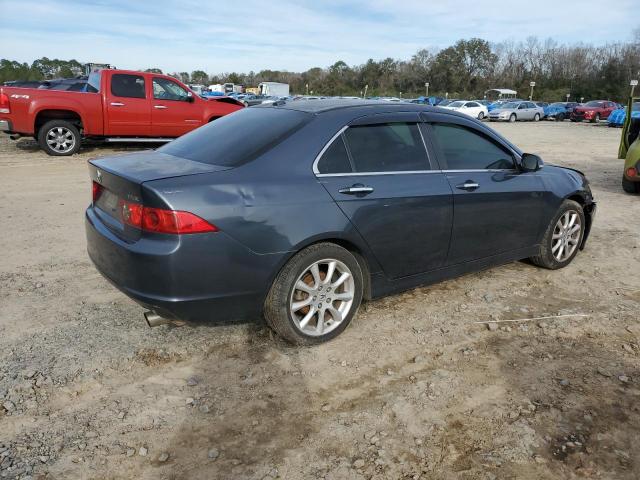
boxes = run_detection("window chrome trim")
[316,170,442,178]
[312,123,434,177]
[442,168,518,173]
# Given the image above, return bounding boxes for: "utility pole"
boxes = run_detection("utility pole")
[631,79,638,97]
[529,81,536,101]
[305,83,309,95]
[364,84,369,98]
[424,82,429,97]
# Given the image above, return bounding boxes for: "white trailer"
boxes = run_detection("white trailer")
[259,82,290,97]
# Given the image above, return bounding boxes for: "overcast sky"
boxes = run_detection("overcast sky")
[1,0,636,74]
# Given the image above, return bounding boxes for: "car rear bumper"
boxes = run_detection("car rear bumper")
[0,119,12,132]
[85,207,284,323]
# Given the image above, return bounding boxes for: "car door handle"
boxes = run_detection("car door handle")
[110,102,125,107]
[455,181,479,191]
[338,185,374,195]
[154,105,168,109]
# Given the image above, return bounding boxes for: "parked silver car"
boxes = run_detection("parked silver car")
[488,101,545,122]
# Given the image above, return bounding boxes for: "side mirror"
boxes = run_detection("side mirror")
[521,153,543,172]
[187,91,194,102]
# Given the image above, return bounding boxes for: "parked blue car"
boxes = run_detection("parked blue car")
[544,102,581,121]
[85,100,596,344]
[608,102,640,127]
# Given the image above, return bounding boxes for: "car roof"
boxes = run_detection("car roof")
[261,98,440,114]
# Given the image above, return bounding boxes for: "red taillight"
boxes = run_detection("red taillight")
[627,167,637,178]
[92,181,103,202]
[0,92,10,114]
[119,199,217,234]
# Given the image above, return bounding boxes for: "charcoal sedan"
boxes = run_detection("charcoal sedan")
[85,100,596,344]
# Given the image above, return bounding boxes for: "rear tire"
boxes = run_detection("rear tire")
[533,113,540,122]
[264,243,363,345]
[37,120,81,156]
[556,113,565,121]
[530,200,585,270]
[509,113,517,123]
[622,175,640,194]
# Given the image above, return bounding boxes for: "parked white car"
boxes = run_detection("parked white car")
[440,100,489,120]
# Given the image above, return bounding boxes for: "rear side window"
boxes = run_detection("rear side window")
[158,107,310,166]
[111,74,146,99]
[429,123,515,170]
[317,135,352,174]
[343,123,429,173]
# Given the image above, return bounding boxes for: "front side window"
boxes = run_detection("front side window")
[343,123,429,173]
[153,77,189,101]
[429,123,515,170]
[111,74,145,99]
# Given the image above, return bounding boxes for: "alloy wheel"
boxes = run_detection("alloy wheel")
[46,126,76,154]
[551,210,582,262]
[289,258,355,336]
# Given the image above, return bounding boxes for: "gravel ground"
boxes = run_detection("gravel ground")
[0,121,638,480]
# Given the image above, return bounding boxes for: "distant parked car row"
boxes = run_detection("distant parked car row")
[608,102,640,127]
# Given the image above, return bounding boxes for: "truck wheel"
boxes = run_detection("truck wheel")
[622,176,640,194]
[37,120,81,156]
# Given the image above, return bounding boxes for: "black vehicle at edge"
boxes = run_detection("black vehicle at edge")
[85,100,596,344]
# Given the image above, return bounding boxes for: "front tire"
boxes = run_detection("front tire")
[37,120,81,156]
[477,111,484,120]
[591,113,600,123]
[622,175,640,194]
[530,200,585,270]
[556,113,565,121]
[264,243,364,345]
[509,113,517,123]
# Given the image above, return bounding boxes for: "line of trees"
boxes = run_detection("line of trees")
[2,33,639,102]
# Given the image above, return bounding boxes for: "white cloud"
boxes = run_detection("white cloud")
[0,0,636,73]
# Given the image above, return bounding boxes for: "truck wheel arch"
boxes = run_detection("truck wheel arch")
[34,109,83,137]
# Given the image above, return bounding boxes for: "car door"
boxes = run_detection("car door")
[151,77,203,137]
[422,113,546,265]
[517,103,532,120]
[314,113,453,279]
[105,73,151,136]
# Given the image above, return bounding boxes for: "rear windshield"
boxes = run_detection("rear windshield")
[158,107,310,166]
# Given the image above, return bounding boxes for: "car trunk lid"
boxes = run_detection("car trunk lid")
[88,151,230,241]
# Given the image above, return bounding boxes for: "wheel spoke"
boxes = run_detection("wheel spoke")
[298,307,316,329]
[552,232,563,239]
[332,292,353,302]
[292,297,313,311]
[310,263,321,288]
[315,312,325,334]
[331,272,350,288]
[552,241,562,253]
[324,261,336,285]
[557,244,564,260]
[295,280,314,294]
[325,306,343,324]
[568,213,577,227]
[568,224,580,235]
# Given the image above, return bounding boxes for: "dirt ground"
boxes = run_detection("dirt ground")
[0,121,638,480]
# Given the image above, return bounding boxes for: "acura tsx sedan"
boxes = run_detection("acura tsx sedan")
[86,100,596,345]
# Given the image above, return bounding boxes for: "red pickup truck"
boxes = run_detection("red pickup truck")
[0,69,244,155]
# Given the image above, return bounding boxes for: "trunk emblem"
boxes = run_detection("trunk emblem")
[96,170,103,182]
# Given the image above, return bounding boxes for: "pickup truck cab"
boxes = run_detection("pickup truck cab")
[0,69,244,155]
